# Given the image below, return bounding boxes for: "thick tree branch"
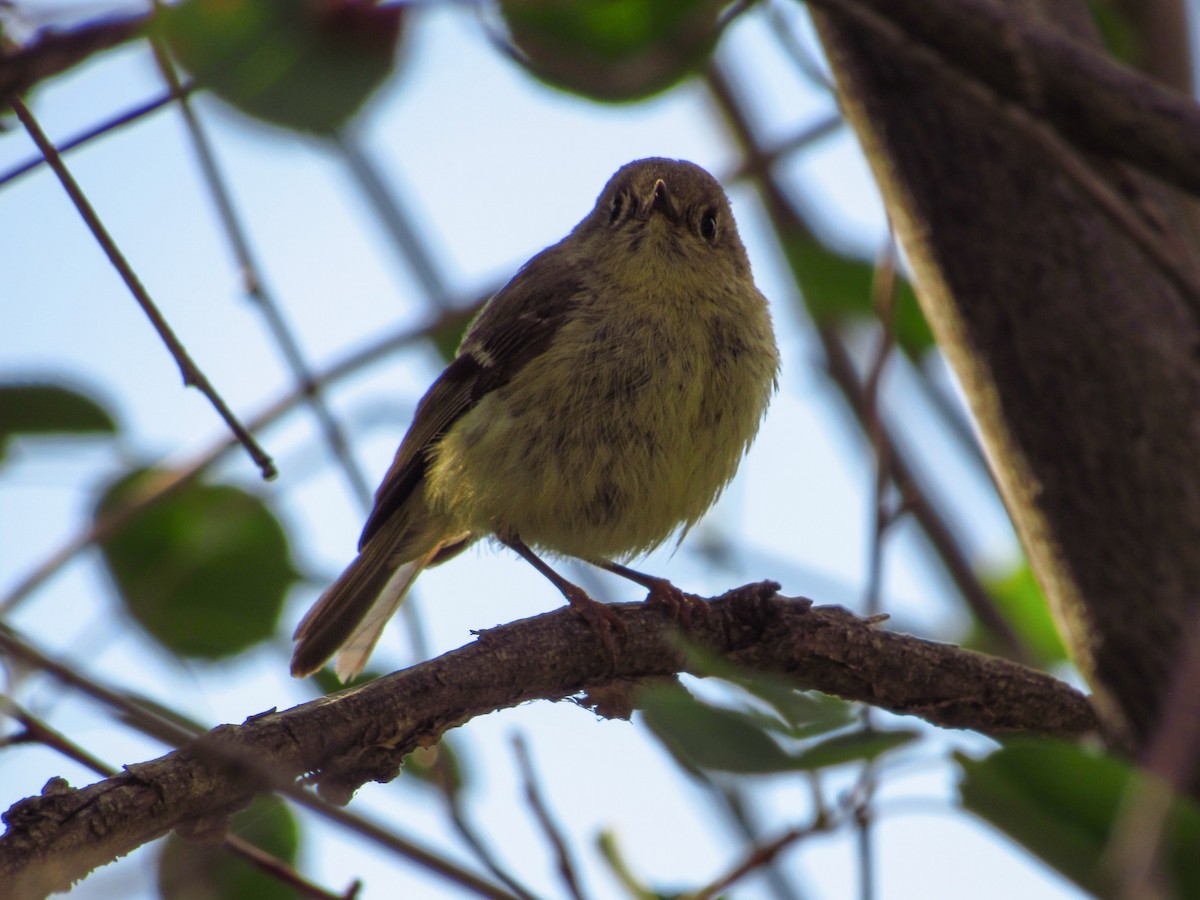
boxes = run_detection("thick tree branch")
[0,584,1096,896]
[809,0,1200,751]
[802,0,1200,198]
[0,15,147,99]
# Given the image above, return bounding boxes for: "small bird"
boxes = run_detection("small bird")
[291,158,779,680]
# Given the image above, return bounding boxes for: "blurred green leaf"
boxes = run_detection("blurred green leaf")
[312,665,380,694]
[959,740,1200,898]
[789,727,920,770]
[0,383,117,460]
[641,683,796,774]
[1085,1,1136,65]
[158,0,404,133]
[964,560,1069,668]
[96,468,299,660]
[679,643,857,738]
[501,0,728,102]
[158,796,299,900]
[783,234,935,358]
[402,740,467,797]
[429,312,475,364]
[598,829,682,900]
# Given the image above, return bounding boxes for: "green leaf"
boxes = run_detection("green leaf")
[158,796,299,900]
[679,643,857,738]
[429,312,474,364]
[157,0,405,133]
[965,560,1069,668]
[640,683,797,774]
[0,383,117,460]
[1085,1,1137,65]
[312,665,380,694]
[959,740,1200,899]
[500,0,728,102]
[783,234,935,358]
[597,830,680,900]
[96,468,299,660]
[402,740,467,797]
[789,728,920,770]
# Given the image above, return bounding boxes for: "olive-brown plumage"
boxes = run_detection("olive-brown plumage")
[292,158,778,680]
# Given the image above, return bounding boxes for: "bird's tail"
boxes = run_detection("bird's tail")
[290,527,438,681]
[332,555,430,682]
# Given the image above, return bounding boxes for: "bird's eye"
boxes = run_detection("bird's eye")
[699,209,719,241]
[609,193,626,225]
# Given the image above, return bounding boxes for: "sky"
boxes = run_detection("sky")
[1,3,1090,898]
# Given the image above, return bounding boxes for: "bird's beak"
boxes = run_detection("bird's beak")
[649,178,679,222]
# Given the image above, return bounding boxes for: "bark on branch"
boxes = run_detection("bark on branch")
[0,584,1096,898]
[803,0,1200,198]
[809,0,1200,749]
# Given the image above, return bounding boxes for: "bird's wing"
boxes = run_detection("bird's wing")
[359,247,586,549]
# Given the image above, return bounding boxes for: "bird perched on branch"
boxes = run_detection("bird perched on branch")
[291,158,779,681]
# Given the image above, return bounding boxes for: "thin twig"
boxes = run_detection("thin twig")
[703,781,807,900]
[333,132,453,310]
[853,241,900,900]
[9,95,276,480]
[1105,613,1200,898]
[688,824,820,900]
[427,741,540,900]
[862,238,900,621]
[223,835,360,900]
[0,303,481,616]
[0,83,196,189]
[765,0,836,92]
[512,734,586,900]
[443,794,539,900]
[146,34,373,507]
[702,61,1030,662]
[726,111,843,186]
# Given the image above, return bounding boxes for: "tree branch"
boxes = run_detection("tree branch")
[804,0,1200,198]
[0,584,1096,896]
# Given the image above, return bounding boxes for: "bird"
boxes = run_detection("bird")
[291,157,779,680]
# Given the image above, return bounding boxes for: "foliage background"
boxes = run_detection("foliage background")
[3,1,1192,897]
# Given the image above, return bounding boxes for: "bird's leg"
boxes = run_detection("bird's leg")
[502,536,627,657]
[594,559,709,626]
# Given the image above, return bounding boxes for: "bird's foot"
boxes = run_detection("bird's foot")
[563,585,628,662]
[641,576,709,628]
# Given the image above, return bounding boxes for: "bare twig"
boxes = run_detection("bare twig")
[146,34,373,506]
[702,61,1031,662]
[0,303,481,616]
[0,83,196,189]
[512,734,586,900]
[333,132,453,310]
[1104,612,1200,897]
[222,835,359,900]
[765,0,835,92]
[701,781,807,900]
[9,96,276,480]
[852,240,901,900]
[442,788,539,900]
[0,12,147,97]
[688,822,825,900]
